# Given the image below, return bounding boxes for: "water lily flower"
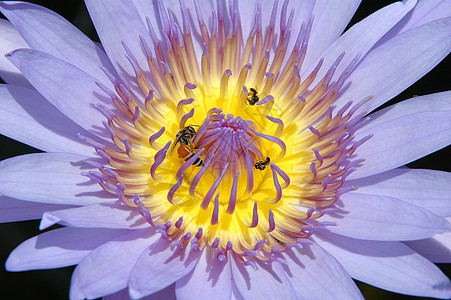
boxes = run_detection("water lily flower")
[0,0,450,299]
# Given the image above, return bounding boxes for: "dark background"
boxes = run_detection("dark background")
[0,0,449,299]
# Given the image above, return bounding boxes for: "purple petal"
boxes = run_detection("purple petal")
[128,239,202,299]
[85,0,150,77]
[175,250,232,300]
[346,168,451,217]
[283,243,363,299]
[315,231,451,299]
[404,232,451,263]
[70,229,156,300]
[0,1,116,87]
[231,259,297,299]
[350,92,451,179]
[338,18,451,115]
[103,284,176,300]
[0,84,97,156]
[7,49,114,141]
[0,19,31,87]
[40,202,149,230]
[6,227,127,271]
[359,91,451,128]
[237,0,315,58]
[0,195,75,223]
[303,0,416,87]
[0,153,114,205]
[380,0,451,42]
[303,0,361,69]
[321,192,450,241]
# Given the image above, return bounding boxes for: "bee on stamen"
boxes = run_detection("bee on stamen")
[255,157,270,170]
[246,88,260,105]
[169,126,204,167]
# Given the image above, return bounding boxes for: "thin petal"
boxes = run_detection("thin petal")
[84,0,150,77]
[70,229,156,300]
[128,239,201,299]
[0,153,114,205]
[320,192,450,241]
[238,0,315,59]
[7,48,113,141]
[346,168,451,217]
[350,93,451,179]
[0,84,96,156]
[303,0,361,69]
[40,202,148,230]
[0,195,75,223]
[175,250,232,300]
[283,243,363,300]
[405,232,451,263]
[338,18,451,114]
[315,231,451,299]
[304,0,417,86]
[0,19,31,87]
[0,1,115,86]
[6,227,127,271]
[231,259,297,300]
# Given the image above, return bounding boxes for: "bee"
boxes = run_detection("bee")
[177,143,204,166]
[169,126,204,167]
[255,157,270,170]
[247,88,260,105]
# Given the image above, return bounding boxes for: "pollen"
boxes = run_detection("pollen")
[83,0,371,264]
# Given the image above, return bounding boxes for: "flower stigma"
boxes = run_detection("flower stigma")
[81,0,373,265]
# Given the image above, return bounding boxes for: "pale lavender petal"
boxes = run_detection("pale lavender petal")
[102,288,130,300]
[0,195,75,223]
[303,0,361,69]
[40,202,148,230]
[283,243,363,299]
[175,250,232,300]
[0,84,96,156]
[405,232,451,263]
[128,239,201,299]
[338,18,451,115]
[320,192,450,241]
[0,19,31,87]
[7,49,113,140]
[358,91,451,129]
[346,168,451,217]
[315,231,451,299]
[231,259,296,299]
[381,0,451,42]
[0,153,114,205]
[103,284,176,300]
[303,0,416,86]
[0,1,116,86]
[132,0,200,37]
[70,229,157,300]
[6,227,127,271]
[350,93,451,179]
[85,0,150,78]
[231,284,245,300]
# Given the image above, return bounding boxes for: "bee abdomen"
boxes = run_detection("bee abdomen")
[193,157,204,166]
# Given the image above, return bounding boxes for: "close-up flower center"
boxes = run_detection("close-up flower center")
[81,1,371,264]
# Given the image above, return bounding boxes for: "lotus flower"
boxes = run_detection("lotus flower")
[0,0,450,299]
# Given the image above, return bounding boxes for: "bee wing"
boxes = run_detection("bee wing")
[168,134,182,156]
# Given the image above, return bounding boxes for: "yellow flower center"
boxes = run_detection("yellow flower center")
[83,1,370,263]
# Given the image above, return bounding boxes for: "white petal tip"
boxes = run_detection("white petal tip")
[39,212,60,230]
